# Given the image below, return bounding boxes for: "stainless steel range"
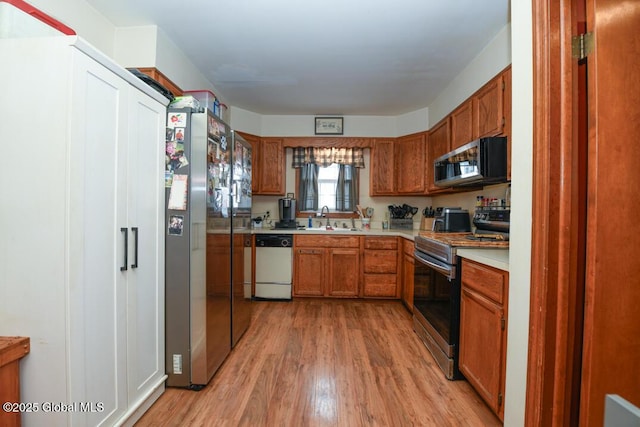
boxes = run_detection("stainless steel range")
[413,207,509,380]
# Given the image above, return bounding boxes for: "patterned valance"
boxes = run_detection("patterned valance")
[292,147,365,168]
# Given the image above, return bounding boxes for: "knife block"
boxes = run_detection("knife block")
[420,217,435,231]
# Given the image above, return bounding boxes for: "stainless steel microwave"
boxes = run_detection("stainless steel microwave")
[434,137,508,187]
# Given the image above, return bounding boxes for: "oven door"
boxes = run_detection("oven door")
[412,249,463,380]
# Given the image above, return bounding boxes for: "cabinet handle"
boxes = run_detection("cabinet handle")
[131,227,139,269]
[120,227,128,271]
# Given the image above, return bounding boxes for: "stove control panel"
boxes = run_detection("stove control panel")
[473,207,510,232]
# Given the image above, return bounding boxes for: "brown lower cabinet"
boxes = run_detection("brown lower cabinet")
[459,258,509,421]
[401,239,415,311]
[362,236,399,298]
[293,235,360,297]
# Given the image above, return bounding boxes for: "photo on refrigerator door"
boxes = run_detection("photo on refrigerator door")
[168,215,184,236]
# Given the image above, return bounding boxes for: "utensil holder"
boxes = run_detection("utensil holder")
[420,217,435,231]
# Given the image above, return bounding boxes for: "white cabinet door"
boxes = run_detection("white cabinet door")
[126,87,166,405]
[67,48,130,427]
[0,36,166,427]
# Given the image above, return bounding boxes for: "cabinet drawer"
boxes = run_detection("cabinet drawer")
[363,236,398,250]
[402,238,415,255]
[461,259,506,304]
[363,274,397,297]
[363,250,397,273]
[295,235,359,248]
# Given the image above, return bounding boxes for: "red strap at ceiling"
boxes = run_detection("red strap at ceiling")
[1,0,76,35]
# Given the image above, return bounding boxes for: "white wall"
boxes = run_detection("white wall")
[231,105,428,138]
[428,24,512,127]
[113,26,157,67]
[28,0,116,55]
[504,3,533,426]
[28,0,226,109]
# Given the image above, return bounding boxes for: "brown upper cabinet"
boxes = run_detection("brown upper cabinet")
[474,72,505,138]
[426,65,512,193]
[395,132,427,194]
[502,67,512,180]
[134,67,183,97]
[426,117,451,194]
[257,138,285,195]
[369,138,396,195]
[451,100,475,150]
[370,133,428,196]
[238,132,285,195]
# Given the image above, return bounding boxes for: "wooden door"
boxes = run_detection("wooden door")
[327,248,359,297]
[294,248,325,296]
[258,137,284,195]
[527,0,640,425]
[370,138,395,195]
[502,67,512,180]
[395,132,427,194]
[460,288,505,419]
[402,252,414,311]
[579,0,640,423]
[474,74,504,137]
[426,118,451,193]
[450,100,475,149]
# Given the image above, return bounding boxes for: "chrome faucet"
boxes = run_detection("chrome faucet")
[320,205,330,227]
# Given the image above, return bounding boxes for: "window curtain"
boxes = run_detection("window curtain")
[299,163,319,211]
[291,147,365,168]
[293,147,364,212]
[335,164,358,211]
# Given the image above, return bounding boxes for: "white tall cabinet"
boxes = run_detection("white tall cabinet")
[0,36,168,426]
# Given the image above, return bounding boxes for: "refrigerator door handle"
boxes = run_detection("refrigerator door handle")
[193,222,204,250]
[131,227,139,269]
[120,227,128,271]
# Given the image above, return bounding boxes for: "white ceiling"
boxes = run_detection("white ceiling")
[84,0,510,116]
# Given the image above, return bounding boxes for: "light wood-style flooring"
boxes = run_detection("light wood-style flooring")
[136,299,501,426]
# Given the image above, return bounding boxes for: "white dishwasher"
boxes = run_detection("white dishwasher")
[255,234,293,300]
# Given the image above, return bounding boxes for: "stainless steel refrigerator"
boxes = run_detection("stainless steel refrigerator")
[164,108,252,389]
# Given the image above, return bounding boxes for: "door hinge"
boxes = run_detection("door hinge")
[572,32,594,60]
[501,317,506,330]
[498,393,503,406]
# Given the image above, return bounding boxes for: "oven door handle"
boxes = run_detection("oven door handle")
[414,250,455,279]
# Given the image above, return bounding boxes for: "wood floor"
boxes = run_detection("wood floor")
[136,299,500,426]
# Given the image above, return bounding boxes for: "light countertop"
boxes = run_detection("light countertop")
[250,227,420,240]
[225,227,510,271]
[456,248,510,272]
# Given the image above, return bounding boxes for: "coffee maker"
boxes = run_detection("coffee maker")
[274,197,298,229]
